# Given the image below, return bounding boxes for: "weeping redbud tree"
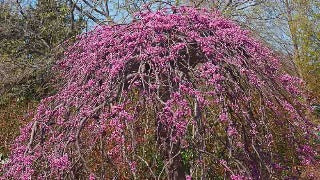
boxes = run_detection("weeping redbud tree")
[1,6,319,180]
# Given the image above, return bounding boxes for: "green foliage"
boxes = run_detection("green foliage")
[155,155,165,177]
[0,153,9,165]
[181,149,193,168]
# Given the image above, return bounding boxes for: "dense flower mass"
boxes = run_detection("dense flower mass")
[1,6,318,179]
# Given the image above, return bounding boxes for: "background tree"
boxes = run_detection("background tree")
[284,0,320,101]
[0,0,84,156]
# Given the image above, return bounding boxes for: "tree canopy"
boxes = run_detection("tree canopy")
[1,6,319,180]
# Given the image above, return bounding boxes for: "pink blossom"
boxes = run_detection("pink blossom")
[227,126,238,136]
[186,175,192,180]
[219,111,229,123]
